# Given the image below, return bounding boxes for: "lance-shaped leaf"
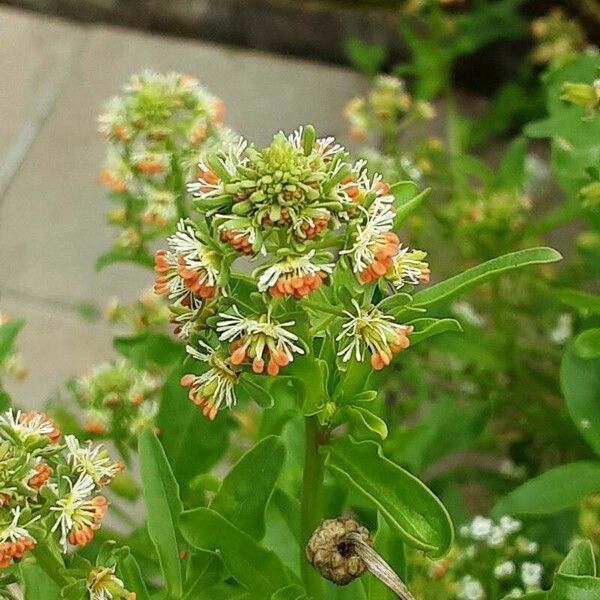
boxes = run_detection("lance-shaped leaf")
[409,248,562,311]
[272,584,309,600]
[139,429,183,598]
[20,563,60,600]
[324,437,453,557]
[210,436,285,540]
[405,318,462,346]
[180,508,293,596]
[561,332,600,457]
[492,461,600,518]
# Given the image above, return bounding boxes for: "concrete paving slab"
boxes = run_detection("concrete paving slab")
[2,293,113,409]
[0,13,366,308]
[0,7,84,196]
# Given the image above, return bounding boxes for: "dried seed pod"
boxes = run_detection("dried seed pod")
[305,517,372,585]
[306,517,416,600]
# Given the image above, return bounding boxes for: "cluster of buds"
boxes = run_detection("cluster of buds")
[530,9,587,68]
[153,126,430,420]
[105,289,170,335]
[0,313,26,389]
[450,189,533,259]
[0,409,120,569]
[73,359,161,441]
[345,75,435,143]
[97,71,228,252]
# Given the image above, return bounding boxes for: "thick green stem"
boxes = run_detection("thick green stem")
[300,416,327,600]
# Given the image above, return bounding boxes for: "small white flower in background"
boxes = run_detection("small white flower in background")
[499,515,522,535]
[470,516,493,541]
[549,313,573,345]
[459,525,471,538]
[494,560,516,579]
[517,537,539,556]
[457,575,486,600]
[506,588,524,598]
[521,562,543,589]
[452,301,485,327]
[486,525,506,549]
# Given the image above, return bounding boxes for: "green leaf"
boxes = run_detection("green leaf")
[496,136,528,189]
[272,585,309,600]
[343,406,388,440]
[59,582,86,600]
[20,563,60,600]
[392,187,429,229]
[156,364,229,499]
[573,329,600,360]
[368,514,406,600]
[0,389,11,411]
[344,38,387,76]
[180,508,292,596]
[561,333,600,456]
[238,373,274,409]
[0,319,24,363]
[406,318,463,346]
[556,289,600,314]
[139,429,183,598]
[325,437,453,557]
[559,541,596,577]
[410,248,562,310]
[549,574,600,599]
[113,332,183,369]
[117,552,151,600]
[210,436,285,540]
[492,461,600,518]
[96,247,154,271]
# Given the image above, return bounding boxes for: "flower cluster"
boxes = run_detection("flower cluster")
[97,71,228,251]
[72,359,161,441]
[0,313,26,390]
[105,289,170,335]
[0,410,120,569]
[344,75,435,143]
[153,126,429,420]
[530,8,587,68]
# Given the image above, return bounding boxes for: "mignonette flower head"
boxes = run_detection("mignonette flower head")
[153,125,429,420]
[97,70,229,250]
[0,409,120,568]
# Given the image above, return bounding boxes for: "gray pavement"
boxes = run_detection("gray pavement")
[0,6,366,407]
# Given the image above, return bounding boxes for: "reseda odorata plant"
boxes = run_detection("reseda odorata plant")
[153,126,431,421]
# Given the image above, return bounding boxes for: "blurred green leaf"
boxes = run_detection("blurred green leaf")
[0,319,24,363]
[559,540,596,577]
[573,329,600,360]
[561,332,600,456]
[211,436,285,540]
[180,508,293,596]
[556,289,600,314]
[139,429,183,598]
[96,248,154,271]
[325,437,453,557]
[344,38,387,76]
[405,318,463,346]
[493,461,600,518]
[117,552,151,600]
[271,585,309,600]
[410,248,562,310]
[343,406,388,440]
[113,332,183,369]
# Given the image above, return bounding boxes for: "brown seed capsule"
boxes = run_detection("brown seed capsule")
[305,517,372,586]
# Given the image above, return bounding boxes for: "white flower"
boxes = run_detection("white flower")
[336,301,412,369]
[494,560,516,579]
[50,473,105,551]
[65,436,121,486]
[340,202,398,278]
[216,305,304,375]
[0,410,59,445]
[550,313,573,345]
[470,516,493,541]
[506,588,524,598]
[256,250,334,297]
[517,537,539,556]
[182,341,238,420]
[457,575,486,600]
[521,562,543,589]
[486,525,506,549]
[0,507,37,545]
[499,515,522,535]
[386,246,430,289]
